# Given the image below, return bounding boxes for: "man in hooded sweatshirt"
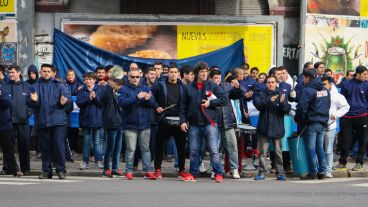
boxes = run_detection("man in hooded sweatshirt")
[295,69,331,180]
[26,65,39,85]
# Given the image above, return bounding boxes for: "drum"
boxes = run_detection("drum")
[164,116,180,126]
[237,124,257,135]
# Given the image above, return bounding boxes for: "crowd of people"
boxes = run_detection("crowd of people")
[0,61,367,182]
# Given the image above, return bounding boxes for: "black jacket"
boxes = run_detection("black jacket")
[100,85,122,129]
[253,88,291,137]
[152,79,185,123]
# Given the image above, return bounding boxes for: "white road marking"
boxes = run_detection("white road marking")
[0,177,81,183]
[291,178,366,184]
[0,182,38,186]
[353,183,368,187]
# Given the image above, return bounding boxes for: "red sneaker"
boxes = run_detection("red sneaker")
[179,172,196,182]
[144,172,157,180]
[155,169,162,179]
[102,169,113,178]
[125,172,134,180]
[214,174,223,183]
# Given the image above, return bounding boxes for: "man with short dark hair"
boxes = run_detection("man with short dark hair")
[253,75,291,180]
[335,66,368,171]
[250,67,259,80]
[180,65,194,85]
[27,64,71,179]
[295,69,330,180]
[180,62,227,183]
[209,69,241,179]
[152,64,191,181]
[3,65,32,175]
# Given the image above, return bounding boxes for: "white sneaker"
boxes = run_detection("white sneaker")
[199,163,207,173]
[231,169,241,179]
[210,171,215,179]
[80,161,88,170]
[325,172,333,178]
[96,161,103,169]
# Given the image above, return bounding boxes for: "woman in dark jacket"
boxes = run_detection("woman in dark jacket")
[252,75,291,181]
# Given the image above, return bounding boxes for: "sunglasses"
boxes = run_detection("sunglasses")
[129,76,140,79]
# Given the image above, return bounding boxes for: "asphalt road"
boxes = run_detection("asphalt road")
[0,176,368,207]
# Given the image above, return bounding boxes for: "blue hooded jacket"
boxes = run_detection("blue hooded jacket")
[295,78,330,127]
[340,78,368,117]
[76,84,103,128]
[0,85,13,131]
[119,82,158,130]
[26,78,72,129]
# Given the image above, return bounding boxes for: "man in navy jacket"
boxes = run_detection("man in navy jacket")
[27,64,71,179]
[295,69,330,180]
[3,65,32,175]
[179,62,227,183]
[119,69,159,180]
[336,66,368,171]
[253,75,291,180]
[0,84,22,177]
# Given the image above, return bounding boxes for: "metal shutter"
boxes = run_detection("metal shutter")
[68,0,121,14]
[215,0,269,16]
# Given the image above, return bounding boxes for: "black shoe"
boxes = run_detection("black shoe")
[57,171,66,180]
[317,173,326,180]
[39,172,52,179]
[22,171,31,176]
[301,174,317,180]
[67,158,75,163]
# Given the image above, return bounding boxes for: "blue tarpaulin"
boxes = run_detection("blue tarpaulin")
[53,29,245,82]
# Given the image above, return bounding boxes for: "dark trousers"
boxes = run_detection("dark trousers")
[339,116,368,165]
[64,127,73,160]
[67,127,79,152]
[0,130,19,174]
[155,123,187,171]
[38,126,66,175]
[12,123,30,172]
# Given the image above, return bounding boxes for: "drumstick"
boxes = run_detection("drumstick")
[163,104,177,111]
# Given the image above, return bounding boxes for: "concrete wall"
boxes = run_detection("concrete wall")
[17,0,35,74]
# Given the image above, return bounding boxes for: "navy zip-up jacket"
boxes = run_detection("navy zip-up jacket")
[100,85,122,129]
[119,82,158,130]
[26,78,71,129]
[295,78,330,127]
[253,88,291,137]
[76,84,103,128]
[179,80,227,126]
[0,85,13,131]
[3,80,32,124]
[66,80,81,96]
[340,78,368,117]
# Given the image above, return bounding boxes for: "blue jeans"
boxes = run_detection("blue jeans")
[189,125,223,177]
[324,129,336,174]
[82,127,103,163]
[304,123,327,175]
[104,128,123,171]
[124,129,153,173]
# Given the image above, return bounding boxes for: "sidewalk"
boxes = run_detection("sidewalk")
[1,152,367,178]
